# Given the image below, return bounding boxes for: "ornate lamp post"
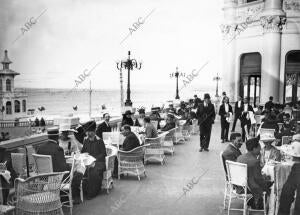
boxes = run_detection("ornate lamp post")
[170,67,185,100]
[116,51,142,106]
[213,73,221,97]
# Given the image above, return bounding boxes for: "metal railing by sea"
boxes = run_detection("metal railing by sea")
[0,120,54,128]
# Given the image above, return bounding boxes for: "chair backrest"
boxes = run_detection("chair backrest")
[225,160,248,187]
[259,128,275,136]
[32,154,53,174]
[11,153,27,177]
[25,145,36,172]
[219,151,228,181]
[105,154,116,171]
[103,132,124,148]
[254,115,262,124]
[282,136,292,145]
[165,127,176,139]
[118,145,145,162]
[145,135,164,148]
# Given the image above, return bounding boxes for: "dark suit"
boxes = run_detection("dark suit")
[265,101,274,111]
[278,163,300,215]
[237,152,269,199]
[232,100,244,131]
[219,103,233,141]
[37,140,69,172]
[240,104,254,141]
[96,121,111,139]
[122,132,140,151]
[196,102,216,149]
[194,97,202,108]
[222,144,242,179]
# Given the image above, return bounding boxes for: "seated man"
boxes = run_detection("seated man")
[121,125,140,151]
[144,116,158,138]
[222,132,243,163]
[81,121,107,199]
[161,114,176,132]
[96,113,112,139]
[37,127,83,204]
[237,137,272,209]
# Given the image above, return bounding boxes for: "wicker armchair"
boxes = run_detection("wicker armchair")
[15,172,67,215]
[191,119,199,135]
[102,146,117,194]
[181,124,191,140]
[11,153,27,178]
[118,145,147,181]
[162,128,175,155]
[144,134,166,165]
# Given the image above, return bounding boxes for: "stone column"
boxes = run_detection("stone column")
[222,0,237,102]
[260,0,286,103]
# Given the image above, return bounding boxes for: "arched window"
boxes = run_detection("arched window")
[22,100,26,112]
[6,101,12,114]
[6,79,11,92]
[15,100,20,113]
[0,79,2,92]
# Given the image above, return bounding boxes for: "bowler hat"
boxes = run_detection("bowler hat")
[204,93,210,99]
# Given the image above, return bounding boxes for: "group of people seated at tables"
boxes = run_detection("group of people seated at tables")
[222,131,300,214]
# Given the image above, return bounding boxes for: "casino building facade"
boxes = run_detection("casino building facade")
[222,0,300,106]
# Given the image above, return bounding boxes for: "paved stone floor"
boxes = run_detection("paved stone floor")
[69,121,262,215]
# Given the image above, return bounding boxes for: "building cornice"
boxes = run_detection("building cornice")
[260,15,287,33]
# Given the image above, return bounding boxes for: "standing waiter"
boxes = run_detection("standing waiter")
[231,96,244,132]
[197,93,216,152]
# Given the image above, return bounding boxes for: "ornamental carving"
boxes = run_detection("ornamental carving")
[236,3,264,23]
[284,0,300,11]
[260,16,287,33]
[220,24,238,39]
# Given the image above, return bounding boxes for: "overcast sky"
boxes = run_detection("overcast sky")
[0,0,223,91]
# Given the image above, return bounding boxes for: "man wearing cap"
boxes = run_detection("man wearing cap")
[278,141,300,215]
[37,127,69,172]
[96,113,112,139]
[196,93,215,152]
[37,127,84,204]
[81,121,107,199]
[237,137,272,209]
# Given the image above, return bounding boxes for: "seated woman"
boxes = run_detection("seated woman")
[135,108,145,127]
[161,114,176,131]
[121,110,134,127]
[260,133,281,167]
[81,121,106,199]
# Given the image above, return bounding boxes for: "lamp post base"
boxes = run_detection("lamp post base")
[175,95,180,100]
[125,100,132,107]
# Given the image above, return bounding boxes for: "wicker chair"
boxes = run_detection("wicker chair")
[102,147,116,194]
[150,120,159,129]
[11,153,27,178]
[60,155,76,215]
[282,136,292,145]
[174,126,185,144]
[118,145,147,181]
[25,146,36,174]
[103,132,124,150]
[144,134,166,165]
[181,124,191,140]
[32,154,53,174]
[191,119,199,135]
[15,172,67,215]
[162,128,176,155]
[220,152,230,210]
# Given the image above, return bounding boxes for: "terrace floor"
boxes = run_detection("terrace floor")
[69,121,262,215]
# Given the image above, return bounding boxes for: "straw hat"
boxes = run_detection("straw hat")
[260,133,276,142]
[292,134,300,141]
[59,124,77,133]
[280,140,300,157]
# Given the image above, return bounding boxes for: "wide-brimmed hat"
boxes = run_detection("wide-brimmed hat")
[292,134,300,141]
[279,140,300,157]
[260,133,276,142]
[83,121,96,132]
[59,124,77,133]
[204,93,210,99]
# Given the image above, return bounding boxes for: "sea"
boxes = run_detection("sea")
[21,88,214,121]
